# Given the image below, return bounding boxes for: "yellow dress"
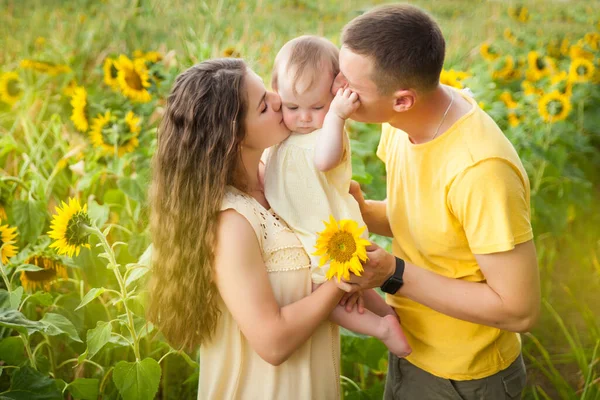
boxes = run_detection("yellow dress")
[198,186,341,399]
[264,129,367,284]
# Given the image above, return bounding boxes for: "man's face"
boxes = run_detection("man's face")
[335,46,395,124]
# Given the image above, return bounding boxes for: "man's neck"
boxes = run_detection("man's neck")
[389,85,470,145]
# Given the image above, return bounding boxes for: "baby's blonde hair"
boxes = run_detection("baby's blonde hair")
[271,35,339,96]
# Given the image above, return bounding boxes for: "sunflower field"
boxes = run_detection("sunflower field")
[0,0,599,399]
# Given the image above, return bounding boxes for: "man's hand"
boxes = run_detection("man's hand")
[343,243,396,291]
[340,290,365,313]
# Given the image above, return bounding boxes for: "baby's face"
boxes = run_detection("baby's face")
[277,72,334,134]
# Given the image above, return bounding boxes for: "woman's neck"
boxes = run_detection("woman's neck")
[240,147,263,192]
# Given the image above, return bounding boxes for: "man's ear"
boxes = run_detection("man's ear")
[392,89,417,112]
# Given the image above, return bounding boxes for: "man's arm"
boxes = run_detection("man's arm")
[349,181,393,237]
[345,240,540,332]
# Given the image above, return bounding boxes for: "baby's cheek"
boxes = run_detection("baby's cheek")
[281,110,296,129]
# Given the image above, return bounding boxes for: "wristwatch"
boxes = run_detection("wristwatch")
[380,257,405,294]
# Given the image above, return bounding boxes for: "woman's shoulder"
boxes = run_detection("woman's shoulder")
[220,186,265,245]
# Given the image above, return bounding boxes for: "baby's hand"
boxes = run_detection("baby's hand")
[330,88,360,120]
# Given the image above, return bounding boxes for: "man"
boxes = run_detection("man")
[333,4,540,399]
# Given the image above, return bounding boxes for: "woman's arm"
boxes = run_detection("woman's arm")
[314,88,359,172]
[214,209,345,366]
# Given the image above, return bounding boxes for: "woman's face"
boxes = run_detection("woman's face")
[244,69,290,150]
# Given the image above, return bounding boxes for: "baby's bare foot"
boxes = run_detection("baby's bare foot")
[379,314,412,358]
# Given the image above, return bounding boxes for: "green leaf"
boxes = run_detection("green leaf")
[40,313,82,342]
[1,365,62,399]
[75,288,106,311]
[12,199,46,245]
[27,292,53,307]
[9,287,23,310]
[65,378,99,400]
[0,336,26,366]
[85,321,112,360]
[87,199,110,228]
[112,358,161,400]
[118,176,146,203]
[125,266,149,288]
[0,309,46,336]
[14,264,44,273]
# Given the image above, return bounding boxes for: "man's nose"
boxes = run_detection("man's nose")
[331,72,348,95]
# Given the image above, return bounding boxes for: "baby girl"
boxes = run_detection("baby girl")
[264,35,411,358]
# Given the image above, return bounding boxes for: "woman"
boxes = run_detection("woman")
[147,58,346,399]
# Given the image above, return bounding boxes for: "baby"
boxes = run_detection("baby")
[264,36,411,358]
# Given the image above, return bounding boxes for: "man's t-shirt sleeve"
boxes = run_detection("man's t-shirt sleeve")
[448,158,533,254]
[376,124,391,162]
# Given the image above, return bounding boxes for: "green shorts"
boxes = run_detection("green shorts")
[384,352,527,399]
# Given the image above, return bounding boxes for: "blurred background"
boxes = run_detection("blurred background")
[0,0,599,399]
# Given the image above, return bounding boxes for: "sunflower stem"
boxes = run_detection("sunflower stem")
[87,225,141,362]
[21,333,36,370]
[0,260,11,293]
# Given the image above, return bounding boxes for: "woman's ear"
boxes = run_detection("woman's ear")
[392,89,417,112]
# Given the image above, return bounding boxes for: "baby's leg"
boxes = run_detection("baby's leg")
[330,301,412,358]
[361,288,398,318]
[316,284,411,357]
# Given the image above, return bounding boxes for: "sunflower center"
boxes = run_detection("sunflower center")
[576,65,589,76]
[536,58,546,70]
[7,79,22,96]
[548,100,564,116]
[328,231,357,263]
[23,268,57,282]
[125,69,143,90]
[66,211,92,246]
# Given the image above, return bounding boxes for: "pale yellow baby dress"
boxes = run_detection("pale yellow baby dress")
[264,129,368,284]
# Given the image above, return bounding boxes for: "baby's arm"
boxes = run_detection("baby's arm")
[314,88,360,172]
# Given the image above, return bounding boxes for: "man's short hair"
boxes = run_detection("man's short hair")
[342,4,445,94]
[271,35,339,95]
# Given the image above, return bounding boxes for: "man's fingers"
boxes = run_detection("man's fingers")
[366,243,379,252]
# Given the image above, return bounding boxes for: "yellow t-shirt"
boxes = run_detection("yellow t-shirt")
[377,88,533,380]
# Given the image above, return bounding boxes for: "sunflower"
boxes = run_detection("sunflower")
[569,58,595,83]
[20,59,71,75]
[0,219,18,265]
[550,71,573,95]
[569,44,594,61]
[584,32,600,51]
[521,80,541,96]
[538,91,572,123]
[222,47,241,58]
[70,86,89,132]
[20,254,68,292]
[560,39,571,56]
[115,55,151,103]
[526,52,556,81]
[0,72,22,106]
[48,197,92,257]
[133,50,163,64]
[103,58,119,89]
[504,28,523,47]
[313,216,371,282]
[508,113,521,128]
[492,56,517,80]
[440,69,470,89]
[500,91,518,109]
[89,111,140,156]
[480,43,499,61]
[508,6,529,23]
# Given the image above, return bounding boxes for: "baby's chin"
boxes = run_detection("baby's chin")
[291,126,319,134]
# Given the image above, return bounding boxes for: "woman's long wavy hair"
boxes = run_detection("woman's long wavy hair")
[147,58,248,351]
